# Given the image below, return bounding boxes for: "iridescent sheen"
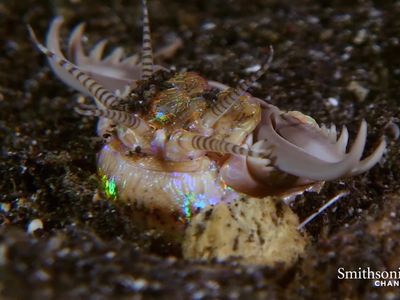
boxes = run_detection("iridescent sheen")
[101,173,118,201]
[154,111,172,125]
[178,191,209,223]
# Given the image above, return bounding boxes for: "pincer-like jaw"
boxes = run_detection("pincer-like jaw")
[44,15,172,95]
[44,17,143,94]
[222,104,387,196]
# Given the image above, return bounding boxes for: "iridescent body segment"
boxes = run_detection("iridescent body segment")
[100,173,118,201]
[29,0,395,265]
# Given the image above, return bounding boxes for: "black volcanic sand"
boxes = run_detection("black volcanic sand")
[1,0,399,299]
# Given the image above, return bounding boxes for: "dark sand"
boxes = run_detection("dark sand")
[1,0,399,299]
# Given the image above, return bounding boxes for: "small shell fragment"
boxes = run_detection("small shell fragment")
[183,196,307,266]
[27,219,44,234]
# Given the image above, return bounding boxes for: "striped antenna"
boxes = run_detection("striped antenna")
[141,0,154,80]
[178,132,271,159]
[203,46,274,127]
[75,106,149,133]
[28,25,121,109]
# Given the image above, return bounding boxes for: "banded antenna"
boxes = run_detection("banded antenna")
[203,46,274,127]
[141,0,154,80]
[177,132,272,159]
[28,26,121,109]
[28,25,150,134]
[75,106,149,133]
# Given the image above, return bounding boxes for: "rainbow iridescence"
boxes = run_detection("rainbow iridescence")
[178,191,208,223]
[101,174,118,200]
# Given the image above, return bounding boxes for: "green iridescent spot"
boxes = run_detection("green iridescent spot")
[156,111,170,122]
[101,174,118,200]
[178,192,208,223]
[181,192,196,222]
